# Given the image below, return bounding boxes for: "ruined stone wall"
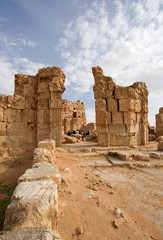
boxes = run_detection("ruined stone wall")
[0,66,65,159]
[0,140,63,240]
[62,100,86,134]
[156,107,163,138]
[92,66,148,147]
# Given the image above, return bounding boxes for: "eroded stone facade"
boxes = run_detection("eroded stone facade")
[62,99,86,134]
[156,107,163,151]
[92,66,148,147]
[0,66,65,159]
[156,107,163,138]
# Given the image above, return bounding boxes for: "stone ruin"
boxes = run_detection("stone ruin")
[62,99,86,134]
[156,107,163,150]
[0,66,65,159]
[92,66,149,147]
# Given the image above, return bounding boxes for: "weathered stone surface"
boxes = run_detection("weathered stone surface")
[33,148,55,164]
[158,141,163,151]
[62,99,86,134]
[0,66,66,159]
[92,66,148,147]
[63,134,79,143]
[4,179,58,230]
[18,162,60,184]
[0,227,62,240]
[156,107,163,138]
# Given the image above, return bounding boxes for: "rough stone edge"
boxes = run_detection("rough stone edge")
[0,139,63,240]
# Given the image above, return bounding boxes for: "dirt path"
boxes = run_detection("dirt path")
[55,148,163,240]
[0,145,163,240]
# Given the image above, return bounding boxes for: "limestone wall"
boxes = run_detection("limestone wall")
[0,140,63,240]
[92,66,148,147]
[62,99,86,134]
[156,107,163,151]
[156,107,163,138]
[0,66,65,159]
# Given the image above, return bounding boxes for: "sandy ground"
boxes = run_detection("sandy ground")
[0,142,163,240]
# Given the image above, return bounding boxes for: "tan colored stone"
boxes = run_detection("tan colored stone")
[92,66,148,147]
[112,112,124,124]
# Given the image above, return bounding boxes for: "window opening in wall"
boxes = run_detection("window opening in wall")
[110,112,112,123]
[112,90,115,97]
[105,98,108,111]
[73,112,77,118]
[117,99,120,111]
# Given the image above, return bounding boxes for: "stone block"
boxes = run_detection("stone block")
[112,112,124,124]
[96,110,111,125]
[21,110,36,122]
[25,97,37,109]
[4,179,58,230]
[37,99,49,109]
[149,134,155,141]
[6,122,27,136]
[0,136,20,148]
[23,84,35,96]
[0,227,62,240]
[108,124,127,136]
[0,122,6,135]
[110,135,130,146]
[106,90,114,98]
[159,107,163,114]
[119,99,129,112]
[98,133,110,146]
[158,141,163,151]
[95,99,107,111]
[38,82,49,93]
[50,99,62,109]
[115,87,128,99]
[97,124,108,134]
[108,99,117,112]
[18,162,60,184]
[8,147,27,157]
[37,139,56,152]
[37,109,44,123]
[12,96,25,110]
[4,109,21,122]
[0,108,3,121]
[124,112,136,124]
[135,100,142,112]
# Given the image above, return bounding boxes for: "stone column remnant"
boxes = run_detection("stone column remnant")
[0,66,65,159]
[156,107,163,138]
[92,66,148,147]
[156,107,163,151]
[37,67,65,147]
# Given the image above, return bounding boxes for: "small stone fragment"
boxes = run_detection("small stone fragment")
[75,226,83,235]
[112,218,125,228]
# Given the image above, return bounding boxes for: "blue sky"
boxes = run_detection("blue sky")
[0,0,163,125]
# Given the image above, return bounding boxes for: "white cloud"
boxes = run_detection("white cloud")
[0,56,45,95]
[58,0,163,124]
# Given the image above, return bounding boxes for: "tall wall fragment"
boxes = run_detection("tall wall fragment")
[92,66,148,147]
[156,107,163,138]
[0,66,65,159]
[62,99,86,134]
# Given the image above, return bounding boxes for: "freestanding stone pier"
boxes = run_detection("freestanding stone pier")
[0,66,65,159]
[92,66,148,147]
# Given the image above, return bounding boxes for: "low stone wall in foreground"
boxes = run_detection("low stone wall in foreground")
[0,139,62,240]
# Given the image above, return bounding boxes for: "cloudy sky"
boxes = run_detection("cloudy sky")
[0,0,163,125]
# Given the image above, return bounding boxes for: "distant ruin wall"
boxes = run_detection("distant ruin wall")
[156,107,163,138]
[62,99,86,134]
[0,66,65,159]
[92,66,148,147]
